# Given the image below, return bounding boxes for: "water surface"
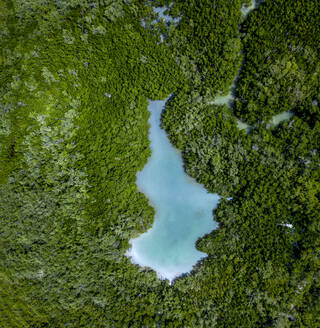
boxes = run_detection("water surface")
[213,83,235,108]
[127,100,219,283]
[153,6,181,25]
[270,111,293,126]
[212,83,252,133]
[241,0,257,17]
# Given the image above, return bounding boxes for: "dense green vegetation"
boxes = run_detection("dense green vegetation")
[234,0,320,125]
[162,0,320,326]
[1,0,319,327]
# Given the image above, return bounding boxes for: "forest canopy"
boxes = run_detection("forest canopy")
[0,0,319,327]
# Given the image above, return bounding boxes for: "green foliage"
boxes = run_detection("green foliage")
[161,0,320,326]
[234,0,320,124]
[164,0,243,96]
[0,0,319,327]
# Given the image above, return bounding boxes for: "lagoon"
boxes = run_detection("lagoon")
[127,100,220,283]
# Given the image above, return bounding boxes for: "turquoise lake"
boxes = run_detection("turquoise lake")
[127,100,220,283]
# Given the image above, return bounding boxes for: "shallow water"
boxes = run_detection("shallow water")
[212,84,252,133]
[270,111,293,126]
[153,6,181,25]
[213,88,235,108]
[127,100,219,283]
[241,0,257,17]
[236,119,252,132]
